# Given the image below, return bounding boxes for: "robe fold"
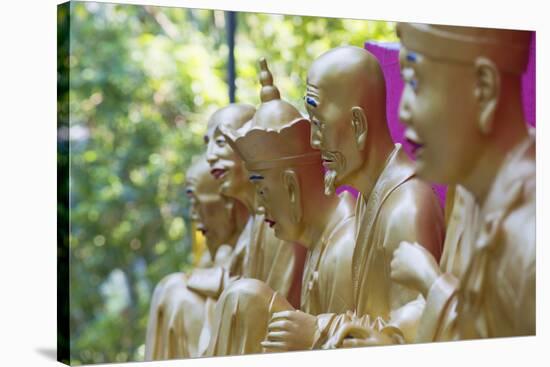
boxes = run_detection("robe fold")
[145,211,303,359]
[318,144,445,346]
[206,192,356,356]
[418,135,536,341]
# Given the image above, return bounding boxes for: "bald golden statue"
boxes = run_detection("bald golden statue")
[303,46,445,346]
[145,154,247,360]
[391,23,535,341]
[204,59,356,356]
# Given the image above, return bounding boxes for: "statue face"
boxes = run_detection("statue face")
[398,47,483,184]
[304,87,363,195]
[186,183,235,256]
[205,126,248,198]
[249,169,301,242]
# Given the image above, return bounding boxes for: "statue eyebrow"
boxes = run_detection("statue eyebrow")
[249,174,264,181]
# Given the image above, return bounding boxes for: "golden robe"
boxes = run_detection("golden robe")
[418,136,535,341]
[145,213,302,360]
[319,144,445,345]
[206,192,356,356]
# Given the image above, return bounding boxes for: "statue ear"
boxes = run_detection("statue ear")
[283,169,302,224]
[474,57,500,135]
[351,106,368,150]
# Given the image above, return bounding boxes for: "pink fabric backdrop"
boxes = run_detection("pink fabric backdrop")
[336,33,536,209]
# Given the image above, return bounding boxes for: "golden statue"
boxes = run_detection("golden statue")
[303,46,446,346]
[392,23,535,341]
[204,58,357,356]
[204,103,305,307]
[144,154,247,360]
[147,101,306,360]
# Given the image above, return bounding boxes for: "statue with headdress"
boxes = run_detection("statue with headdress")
[204,58,357,356]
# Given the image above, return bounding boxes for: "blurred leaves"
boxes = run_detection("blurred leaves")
[66,2,396,364]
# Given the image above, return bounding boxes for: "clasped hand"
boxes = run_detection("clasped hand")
[261,310,318,352]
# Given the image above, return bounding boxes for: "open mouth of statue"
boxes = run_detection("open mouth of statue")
[321,155,335,169]
[210,168,227,180]
[264,218,276,228]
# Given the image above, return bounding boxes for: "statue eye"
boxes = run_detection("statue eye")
[215,138,226,147]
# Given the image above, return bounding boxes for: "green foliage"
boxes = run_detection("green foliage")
[67,2,396,364]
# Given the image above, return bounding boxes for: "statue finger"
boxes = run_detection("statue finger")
[266,330,291,342]
[268,320,292,331]
[270,310,294,321]
[261,340,287,352]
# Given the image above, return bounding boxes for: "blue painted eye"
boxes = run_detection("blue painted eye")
[406,52,418,62]
[305,96,318,107]
[410,79,418,91]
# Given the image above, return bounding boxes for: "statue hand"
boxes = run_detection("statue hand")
[329,322,395,348]
[390,241,440,297]
[261,310,318,352]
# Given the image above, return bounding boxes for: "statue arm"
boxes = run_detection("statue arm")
[382,182,446,342]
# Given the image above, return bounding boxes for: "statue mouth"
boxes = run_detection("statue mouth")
[321,154,337,170]
[210,168,227,180]
[404,129,424,156]
[264,218,276,228]
[197,225,208,235]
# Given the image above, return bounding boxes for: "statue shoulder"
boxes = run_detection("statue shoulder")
[379,177,445,257]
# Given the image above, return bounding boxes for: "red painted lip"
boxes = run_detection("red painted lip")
[322,156,334,169]
[264,218,276,228]
[404,129,424,156]
[406,137,423,155]
[210,168,227,180]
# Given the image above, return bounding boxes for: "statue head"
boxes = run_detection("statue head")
[396,23,531,184]
[222,59,323,244]
[205,104,256,201]
[186,154,240,259]
[305,46,389,195]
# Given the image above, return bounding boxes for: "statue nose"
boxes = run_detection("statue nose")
[398,89,413,125]
[310,129,323,150]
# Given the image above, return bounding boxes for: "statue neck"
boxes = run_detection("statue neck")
[229,182,256,214]
[347,129,394,199]
[299,182,342,250]
[461,85,528,207]
[228,199,249,248]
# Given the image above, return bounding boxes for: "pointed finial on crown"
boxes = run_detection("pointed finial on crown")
[259,58,281,102]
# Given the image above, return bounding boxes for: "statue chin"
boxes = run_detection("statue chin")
[324,170,338,196]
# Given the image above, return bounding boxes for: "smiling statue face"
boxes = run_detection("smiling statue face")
[204,104,256,199]
[249,169,301,242]
[398,47,482,184]
[205,125,249,199]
